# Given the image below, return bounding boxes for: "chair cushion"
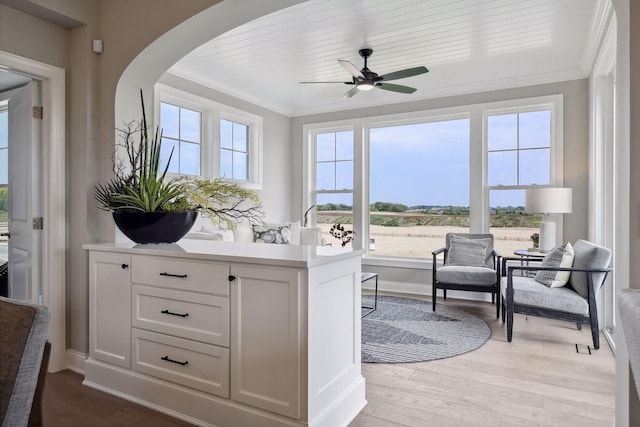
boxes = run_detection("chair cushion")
[446,235,492,267]
[0,297,51,427]
[501,276,589,315]
[568,239,612,299]
[534,242,574,288]
[437,265,497,286]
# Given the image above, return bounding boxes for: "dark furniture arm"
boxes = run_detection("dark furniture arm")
[501,255,543,276]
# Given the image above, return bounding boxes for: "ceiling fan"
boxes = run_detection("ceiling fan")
[300,48,428,99]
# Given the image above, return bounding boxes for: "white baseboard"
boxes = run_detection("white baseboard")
[65,349,87,374]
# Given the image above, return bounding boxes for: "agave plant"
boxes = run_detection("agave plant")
[95,90,264,227]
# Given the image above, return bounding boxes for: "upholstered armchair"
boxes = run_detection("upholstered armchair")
[501,239,612,349]
[0,297,51,427]
[432,233,501,318]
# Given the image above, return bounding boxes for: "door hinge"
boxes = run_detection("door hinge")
[32,106,43,120]
[33,217,43,230]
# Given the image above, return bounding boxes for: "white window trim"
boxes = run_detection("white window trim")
[155,83,263,189]
[303,95,564,267]
[483,95,564,241]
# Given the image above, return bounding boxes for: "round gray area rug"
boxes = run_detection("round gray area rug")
[361,295,491,363]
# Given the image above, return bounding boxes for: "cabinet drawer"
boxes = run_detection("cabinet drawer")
[132,256,229,295]
[132,285,229,347]
[132,329,229,398]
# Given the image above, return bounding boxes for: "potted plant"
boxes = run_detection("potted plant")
[95,90,264,244]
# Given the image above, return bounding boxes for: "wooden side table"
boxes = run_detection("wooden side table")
[361,272,378,317]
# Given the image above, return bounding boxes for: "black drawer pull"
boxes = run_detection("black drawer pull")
[228,275,236,281]
[161,355,188,366]
[121,264,129,269]
[159,272,188,278]
[161,309,189,318]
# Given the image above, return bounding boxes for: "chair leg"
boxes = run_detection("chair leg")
[501,297,506,323]
[576,322,582,330]
[495,291,500,319]
[507,303,514,342]
[590,321,600,349]
[443,289,447,300]
[432,284,437,312]
[491,293,495,304]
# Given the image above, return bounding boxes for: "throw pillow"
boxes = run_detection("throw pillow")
[534,242,575,288]
[253,223,291,244]
[447,235,491,267]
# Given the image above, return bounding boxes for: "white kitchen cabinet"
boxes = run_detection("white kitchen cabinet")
[88,251,131,368]
[84,241,365,427]
[230,265,302,418]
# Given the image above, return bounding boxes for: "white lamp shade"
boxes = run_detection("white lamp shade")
[525,187,572,214]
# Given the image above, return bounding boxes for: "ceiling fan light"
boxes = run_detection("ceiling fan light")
[358,82,375,91]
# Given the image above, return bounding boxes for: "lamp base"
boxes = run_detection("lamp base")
[539,219,556,252]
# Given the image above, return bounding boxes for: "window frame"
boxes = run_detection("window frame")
[303,95,564,267]
[155,84,263,189]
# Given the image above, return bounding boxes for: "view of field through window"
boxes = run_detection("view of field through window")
[315,111,549,257]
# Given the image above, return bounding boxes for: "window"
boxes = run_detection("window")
[220,119,248,180]
[487,110,551,187]
[0,106,7,185]
[314,130,354,247]
[304,95,563,264]
[155,84,263,189]
[486,106,556,254]
[160,102,201,175]
[368,119,470,258]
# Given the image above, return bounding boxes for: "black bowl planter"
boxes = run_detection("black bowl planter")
[113,211,198,244]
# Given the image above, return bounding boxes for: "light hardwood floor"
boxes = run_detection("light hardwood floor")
[351,296,615,427]
[41,296,615,427]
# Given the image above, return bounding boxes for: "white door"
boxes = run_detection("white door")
[7,81,41,303]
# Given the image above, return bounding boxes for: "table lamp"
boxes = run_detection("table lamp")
[525,187,572,252]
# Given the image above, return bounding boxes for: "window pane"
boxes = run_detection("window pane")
[316,193,353,248]
[160,103,179,139]
[316,162,335,190]
[519,148,550,185]
[0,149,7,185]
[160,138,179,174]
[489,189,541,255]
[233,152,248,180]
[335,161,353,190]
[233,122,248,152]
[369,119,470,258]
[335,131,353,161]
[180,108,201,143]
[220,149,232,179]
[316,133,335,162]
[220,119,232,150]
[487,114,517,151]
[487,151,517,186]
[180,141,200,176]
[0,111,7,148]
[519,110,550,148]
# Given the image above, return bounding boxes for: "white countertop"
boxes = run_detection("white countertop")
[83,239,363,268]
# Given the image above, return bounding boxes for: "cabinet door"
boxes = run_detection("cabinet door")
[230,266,302,419]
[89,251,131,368]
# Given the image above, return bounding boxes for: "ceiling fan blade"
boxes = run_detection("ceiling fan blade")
[338,60,365,79]
[377,83,417,94]
[379,66,428,81]
[299,81,352,84]
[342,86,360,99]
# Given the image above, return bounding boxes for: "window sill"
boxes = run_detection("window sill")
[362,255,433,270]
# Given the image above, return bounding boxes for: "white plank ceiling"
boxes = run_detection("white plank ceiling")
[168,0,600,117]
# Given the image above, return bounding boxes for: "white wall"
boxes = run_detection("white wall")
[157,73,293,223]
